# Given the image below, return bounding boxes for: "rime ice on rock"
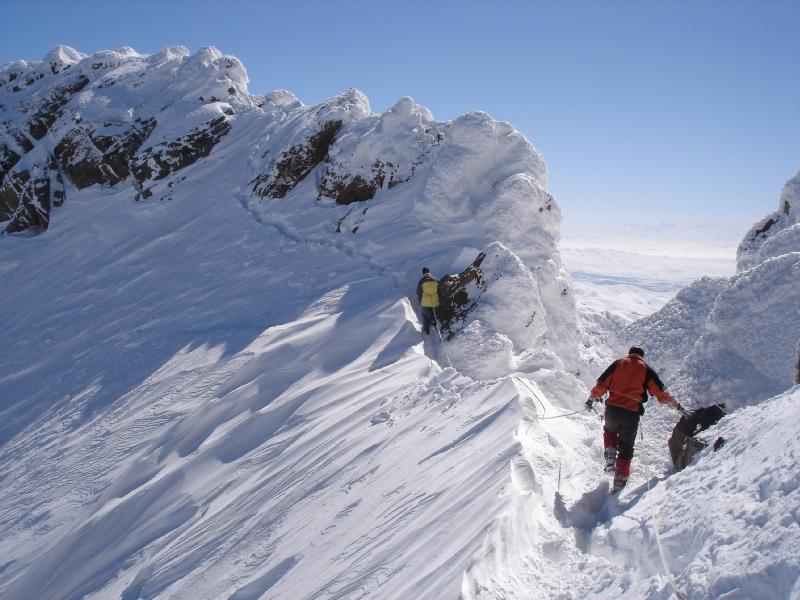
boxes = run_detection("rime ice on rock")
[626,169,800,408]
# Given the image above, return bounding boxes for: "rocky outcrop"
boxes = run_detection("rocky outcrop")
[2,167,55,232]
[26,74,89,140]
[796,341,800,385]
[54,118,156,188]
[131,116,229,199]
[426,242,573,380]
[249,89,371,202]
[252,119,342,199]
[436,251,488,337]
[315,97,438,204]
[1,46,245,232]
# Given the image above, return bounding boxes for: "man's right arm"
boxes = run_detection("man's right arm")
[416,279,423,302]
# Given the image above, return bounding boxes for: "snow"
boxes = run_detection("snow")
[1,45,579,599]
[0,162,523,599]
[627,170,800,409]
[2,45,799,600]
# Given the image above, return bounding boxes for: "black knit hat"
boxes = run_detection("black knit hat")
[628,345,645,357]
[422,267,430,274]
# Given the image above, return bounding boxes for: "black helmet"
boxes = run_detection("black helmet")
[422,267,430,274]
[628,345,645,357]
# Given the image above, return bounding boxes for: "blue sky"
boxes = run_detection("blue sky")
[2,0,798,238]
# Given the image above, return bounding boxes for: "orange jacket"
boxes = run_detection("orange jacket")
[591,353,678,413]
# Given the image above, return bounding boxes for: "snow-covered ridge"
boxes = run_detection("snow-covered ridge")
[0,46,585,599]
[0,46,577,376]
[626,169,800,409]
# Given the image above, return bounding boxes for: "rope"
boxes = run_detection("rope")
[638,428,688,600]
[517,378,590,430]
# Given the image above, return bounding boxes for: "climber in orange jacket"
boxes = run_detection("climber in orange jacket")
[586,345,684,494]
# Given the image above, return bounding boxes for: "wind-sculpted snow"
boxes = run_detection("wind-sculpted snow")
[625,169,800,409]
[0,45,584,600]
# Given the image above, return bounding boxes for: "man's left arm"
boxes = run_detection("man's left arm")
[647,367,682,411]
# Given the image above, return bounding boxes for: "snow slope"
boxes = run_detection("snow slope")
[3,45,798,600]
[0,132,523,599]
[462,380,800,599]
[0,46,582,600]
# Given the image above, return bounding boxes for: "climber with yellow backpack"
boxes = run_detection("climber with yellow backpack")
[416,267,440,335]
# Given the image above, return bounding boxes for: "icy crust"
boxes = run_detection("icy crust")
[738,169,800,271]
[242,93,577,373]
[444,242,550,379]
[596,386,800,599]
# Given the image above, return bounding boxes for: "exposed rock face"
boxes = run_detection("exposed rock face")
[131,116,229,199]
[430,242,568,380]
[252,119,342,199]
[26,74,90,140]
[54,118,156,188]
[0,45,579,373]
[796,341,800,385]
[250,89,371,200]
[241,91,577,373]
[1,46,245,232]
[316,97,439,204]
[627,169,800,408]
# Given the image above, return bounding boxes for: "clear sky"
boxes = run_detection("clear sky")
[2,0,798,240]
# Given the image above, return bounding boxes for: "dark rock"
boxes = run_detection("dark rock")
[0,145,21,181]
[54,118,156,189]
[252,120,342,199]
[27,74,90,140]
[322,174,376,205]
[132,115,230,196]
[796,341,800,385]
[319,158,413,205]
[435,251,489,338]
[3,170,51,232]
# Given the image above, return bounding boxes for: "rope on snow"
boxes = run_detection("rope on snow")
[638,428,689,600]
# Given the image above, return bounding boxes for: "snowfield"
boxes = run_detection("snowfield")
[1,46,799,600]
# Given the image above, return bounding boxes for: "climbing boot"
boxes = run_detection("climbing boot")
[611,458,631,494]
[604,448,617,473]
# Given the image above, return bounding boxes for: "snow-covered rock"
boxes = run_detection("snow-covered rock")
[436,242,571,380]
[738,169,800,270]
[0,46,248,229]
[625,169,800,409]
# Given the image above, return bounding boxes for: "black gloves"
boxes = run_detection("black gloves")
[585,397,596,411]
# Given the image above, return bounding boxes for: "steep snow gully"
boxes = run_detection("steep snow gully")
[1,47,799,600]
